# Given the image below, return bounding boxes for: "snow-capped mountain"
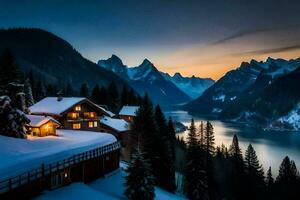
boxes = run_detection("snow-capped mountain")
[98,55,191,106]
[184,57,300,115]
[162,72,214,99]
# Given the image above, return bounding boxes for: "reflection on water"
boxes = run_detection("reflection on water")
[165,110,300,175]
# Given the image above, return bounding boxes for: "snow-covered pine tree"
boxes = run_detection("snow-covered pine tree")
[124,149,155,200]
[0,96,30,138]
[24,78,35,108]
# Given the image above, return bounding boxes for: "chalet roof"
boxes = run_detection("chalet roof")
[26,114,61,127]
[99,106,115,117]
[119,106,140,116]
[100,116,129,132]
[29,97,110,116]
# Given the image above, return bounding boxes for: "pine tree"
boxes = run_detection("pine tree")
[228,134,245,199]
[275,156,300,200]
[0,49,22,87]
[24,79,34,108]
[154,105,176,192]
[91,84,101,104]
[244,144,265,200]
[28,69,36,97]
[197,121,204,146]
[64,82,75,97]
[124,149,155,200]
[184,119,209,200]
[129,94,157,181]
[79,82,89,97]
[167,117,176,165]
[108,81,119,111]
[277,156,298,183]
[266,167,274,187]
[203,121,215,155]
[99,86,109,106]
[121,85,129,105]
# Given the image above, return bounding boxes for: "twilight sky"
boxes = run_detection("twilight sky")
[1,0,300,80]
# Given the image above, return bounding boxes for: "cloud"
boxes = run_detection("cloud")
[231,44,300,57]
[211,25,300,45]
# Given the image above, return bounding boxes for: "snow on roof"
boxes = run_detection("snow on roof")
[119,106,139,116]
[30,97,111,116]
[0,130,117,180]
[100,116,129,132]
[30,97,85,115]
[26,114,61,127]
[99,107,115,117]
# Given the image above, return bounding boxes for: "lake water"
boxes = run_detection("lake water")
[165,110,300,176]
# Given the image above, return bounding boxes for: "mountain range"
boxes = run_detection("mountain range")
[185,57,300,130]
[98,55,214,106]
[161,72,214,99]
[0,28,129,91]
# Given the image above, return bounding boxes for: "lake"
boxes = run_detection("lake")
[165,110,300,176]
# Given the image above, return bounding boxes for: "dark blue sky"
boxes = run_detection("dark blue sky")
[1,0,300,79]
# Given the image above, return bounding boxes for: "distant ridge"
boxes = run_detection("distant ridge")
[0,28,129,90]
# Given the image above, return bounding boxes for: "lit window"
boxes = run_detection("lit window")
[90,112,95,118]
[88,121,94,128]
[73,123,81,129]
[72,113,78,119]
[93,121,97,127]
[75,105,81,111]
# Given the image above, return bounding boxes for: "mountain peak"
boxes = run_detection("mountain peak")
[266,57,274,63]
[141,58,152,65]
[173,72,183,78]
[108,54,123,64]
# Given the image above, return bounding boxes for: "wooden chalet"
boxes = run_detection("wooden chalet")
[118,106,140,123]
[29,97,119,133]
[26,115,61,137]
[29,97,131,147]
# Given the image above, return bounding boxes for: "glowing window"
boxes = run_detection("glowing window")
[90,112,95,118]
[75,105,81,111]
[73,123,81,129]
[72,113,78,119]
[88,121,94,128]
[93,121,98,127]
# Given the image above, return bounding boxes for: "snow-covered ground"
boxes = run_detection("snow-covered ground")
[0,130,116,180]
[36,164,186,200]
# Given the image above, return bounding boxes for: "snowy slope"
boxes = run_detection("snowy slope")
[36,166,186,200]
[185,57,300,114]
[269,103,300,131]
[0,130,116,179]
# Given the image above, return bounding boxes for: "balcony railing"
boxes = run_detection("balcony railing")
[0,141,121,194]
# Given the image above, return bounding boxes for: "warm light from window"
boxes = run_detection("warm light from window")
[93,121,97,127]
[73,123,81,129]
[44,124,50,131]
[90,112,95,118]
[72,113,77,118]
[75,105,81,111]
[88,121,94,128]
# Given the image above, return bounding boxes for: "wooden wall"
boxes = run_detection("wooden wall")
[0,149,120,199]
